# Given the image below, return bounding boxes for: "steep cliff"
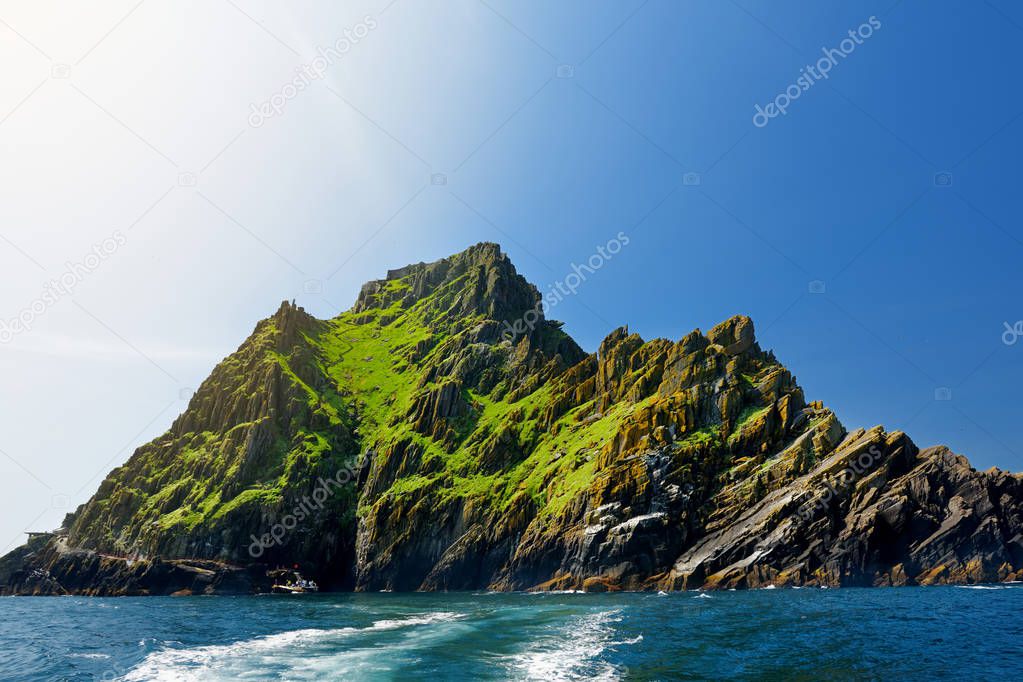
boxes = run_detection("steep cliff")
[3,243,1022,595]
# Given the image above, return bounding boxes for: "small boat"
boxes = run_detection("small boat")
[270,573,319,594]
[271,583,315,594]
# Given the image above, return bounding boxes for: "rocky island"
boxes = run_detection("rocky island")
[3,243,1022,595]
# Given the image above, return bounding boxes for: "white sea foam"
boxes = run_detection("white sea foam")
[119,612,464,681]
[505,610,640,681]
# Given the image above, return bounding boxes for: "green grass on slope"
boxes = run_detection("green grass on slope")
[726,405,772,446]
[144,270,791,544]
[312,284,659,521]
[315,281,791,526]
[129,316,358,538]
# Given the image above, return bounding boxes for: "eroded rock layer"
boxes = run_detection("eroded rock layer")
[3,243,1021,595]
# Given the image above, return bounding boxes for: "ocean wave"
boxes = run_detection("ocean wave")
[505,610,640,681]
[119,612,464,681]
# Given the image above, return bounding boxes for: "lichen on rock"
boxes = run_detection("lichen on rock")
[4,243,1023,595]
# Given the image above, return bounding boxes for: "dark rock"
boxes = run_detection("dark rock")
[4,243,1021,595]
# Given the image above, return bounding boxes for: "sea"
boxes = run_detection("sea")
[1,586,1021,680]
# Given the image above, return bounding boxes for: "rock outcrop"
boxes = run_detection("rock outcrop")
[3,243,1022,595]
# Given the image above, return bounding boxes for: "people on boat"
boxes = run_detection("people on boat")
[271,572,318,592]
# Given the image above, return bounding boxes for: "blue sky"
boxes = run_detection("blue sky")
[1,0,1022,548]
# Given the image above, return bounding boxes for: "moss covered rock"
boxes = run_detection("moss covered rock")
[4,243,1023,595]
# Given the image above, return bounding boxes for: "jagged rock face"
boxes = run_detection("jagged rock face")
[662,432,1023,589]
[4,242,1023,595]
[54,301,361,589]
[354,242,548,330]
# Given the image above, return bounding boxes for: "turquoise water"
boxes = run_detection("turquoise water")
[2,587,1021,680]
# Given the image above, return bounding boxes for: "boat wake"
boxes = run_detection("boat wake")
[504,610,642,681]
[119,612,465,681]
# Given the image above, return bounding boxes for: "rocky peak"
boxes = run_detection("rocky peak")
[353,242,543,326]
[707,315,757,356]
[269,300,322,352]
[167,299,325,442]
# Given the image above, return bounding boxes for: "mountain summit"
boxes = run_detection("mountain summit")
[355,242,541,323]
[4,243,1023,595]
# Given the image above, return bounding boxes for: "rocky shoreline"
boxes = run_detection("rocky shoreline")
[0,536,267,596]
